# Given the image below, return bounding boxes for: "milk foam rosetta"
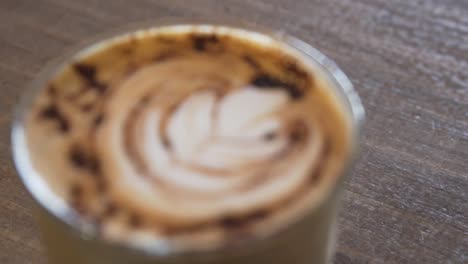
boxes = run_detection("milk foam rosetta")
[25,26,351,251]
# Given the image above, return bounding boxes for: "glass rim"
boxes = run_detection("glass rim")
[11,18,365,257]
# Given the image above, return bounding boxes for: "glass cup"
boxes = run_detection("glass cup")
[12,19,364,264]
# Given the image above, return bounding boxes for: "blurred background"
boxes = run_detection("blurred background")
[0,0,467,263]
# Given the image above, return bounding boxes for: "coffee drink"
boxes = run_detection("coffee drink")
[18,25,356,261]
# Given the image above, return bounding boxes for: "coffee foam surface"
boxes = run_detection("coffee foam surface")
[24,25,351,252]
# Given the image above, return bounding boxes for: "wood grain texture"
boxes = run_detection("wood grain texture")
[0,0,467,263]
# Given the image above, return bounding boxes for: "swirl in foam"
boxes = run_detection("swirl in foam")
[25,26,351,251]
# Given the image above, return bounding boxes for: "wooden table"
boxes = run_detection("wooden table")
[1,0,467,263]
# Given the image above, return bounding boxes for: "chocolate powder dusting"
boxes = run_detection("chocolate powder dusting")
[219,217,244,229]
[93,114,105,128]
[284,61,309,81]
[58,118,70,132]
[88,156,101,174]
[129,213,142,228]
[69,146,88,168]
[289,121,308,143]
[80,103,94,112]
[69,145,100,173]
[219,210,270,229]
[102,202,118,218]
[243,55,261,70]
[161,210,271,235]
[73,63,107,93]
[38,104,70,133]
[140,93,152,105]
[192,34,220,52]
[251,74,304,100]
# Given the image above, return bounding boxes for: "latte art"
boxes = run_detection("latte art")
[98,64,322,225]
[24,26,351,251]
